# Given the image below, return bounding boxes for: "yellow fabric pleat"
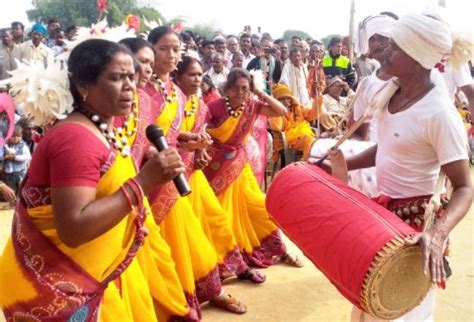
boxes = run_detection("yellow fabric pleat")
[154,100,220,298]
[216,163,279,253]
[187,170,239,264]
[207,112,243,143]
[157,99,178,136]
[206,114,280,255]
[0,149,157,322]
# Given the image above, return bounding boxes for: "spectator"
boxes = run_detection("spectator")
[205,52,229,92]
[200,39,215,72]
[201,74,221,104]
[322,36,356,88]
[0,125,31,194]
[279,48,310,106]
[225,35,240,68]
[354,53,379,79]
[231,52,244,69]
[0,29,18,80]
[51,28,67,56]
[10,22,24,45]
[45,18,61,48]
[239,33,254,68]
[15,23,52,66]
[247,38,282,94]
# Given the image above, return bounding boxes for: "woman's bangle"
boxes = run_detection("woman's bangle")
[120,184,136,210]
[127,178,144,205]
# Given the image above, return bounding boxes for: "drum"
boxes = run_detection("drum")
[266,163,431,319]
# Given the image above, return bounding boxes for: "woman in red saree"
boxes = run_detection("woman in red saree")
[0,39,185,321]
[204,68,304,268]
[174,56,266,283]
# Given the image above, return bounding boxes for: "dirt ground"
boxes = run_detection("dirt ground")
[0,169,472,322]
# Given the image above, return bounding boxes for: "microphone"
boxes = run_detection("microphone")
[145,124,192,196]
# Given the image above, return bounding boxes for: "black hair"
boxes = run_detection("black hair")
[202,74,215,90]
[223,68,253,93]
[202,40,214,48]
[147,26,179,46]
[68,39,133,107]
[47,18,59,27]
[11,21,24,30]
[66,25,77,34]
[175,56,202,79]
[329,37,342,47]
[240,33,251,41]
[214,38,225,45]
[119,37,154,54]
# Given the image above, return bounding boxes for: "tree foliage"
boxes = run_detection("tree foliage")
[186,22,218,40]
[282,30,312,43]
[27,0,164,29]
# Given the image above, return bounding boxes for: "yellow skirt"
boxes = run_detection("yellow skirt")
[158,196,222,305]
[188,170,248,275]
[0,238,157,322]
[137,214,192,321]
[216,163,286,267]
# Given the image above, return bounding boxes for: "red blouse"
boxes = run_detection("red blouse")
[27,123,111,188]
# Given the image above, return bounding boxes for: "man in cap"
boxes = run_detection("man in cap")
[15,23,52,66]
[344,12,471,321]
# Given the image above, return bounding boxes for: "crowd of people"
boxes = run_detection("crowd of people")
[0,7,472,322]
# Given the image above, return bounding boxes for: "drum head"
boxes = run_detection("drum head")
[361,242,432,319]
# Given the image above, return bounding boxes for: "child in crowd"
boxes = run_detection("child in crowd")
[0,125,31,194]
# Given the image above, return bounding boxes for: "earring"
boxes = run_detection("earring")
[82,91,88,102]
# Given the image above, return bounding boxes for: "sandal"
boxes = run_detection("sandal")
[281,253,304,268]
[237,268,266,283]
[209,293,247,314]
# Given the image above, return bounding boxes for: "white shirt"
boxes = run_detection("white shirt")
[205,67,229,91]
[241,51,255,69]
[437,64,472,101]
[279,62,310,107]
[15,40,52,66]
[353,71,389,142]
[376,84,468,198]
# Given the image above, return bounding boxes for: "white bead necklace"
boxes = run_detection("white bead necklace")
[157,78,177,104]
[225,96,245,118]
[80,102,138,157]
[185,95,197,118]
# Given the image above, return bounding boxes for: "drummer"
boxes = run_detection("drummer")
[335,12,472,321]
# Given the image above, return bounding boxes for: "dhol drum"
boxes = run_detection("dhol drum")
[266,163,431,319]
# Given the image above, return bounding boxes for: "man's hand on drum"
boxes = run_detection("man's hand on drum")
[404,227,449,284]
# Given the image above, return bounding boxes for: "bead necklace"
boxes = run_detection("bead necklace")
[225,96,245,118]
[78,101,138,157]
[185,95,197,118]
[156,78,177,104]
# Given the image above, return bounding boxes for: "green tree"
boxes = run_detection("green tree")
[282,30,312,43]
[27,0,149,28]
[187,22,218,40]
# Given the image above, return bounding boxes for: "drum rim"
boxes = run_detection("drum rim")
[360,236,432,319]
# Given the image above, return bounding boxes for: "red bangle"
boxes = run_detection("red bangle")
[127,178,144,205]
[120,185,135,209]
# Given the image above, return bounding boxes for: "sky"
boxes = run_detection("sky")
[2,0,473,40]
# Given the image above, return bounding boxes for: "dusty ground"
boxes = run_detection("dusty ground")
[0,170,473,321]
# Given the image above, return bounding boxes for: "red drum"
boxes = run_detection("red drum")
[266,163,431,319]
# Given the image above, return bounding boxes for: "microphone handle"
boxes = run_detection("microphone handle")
[155,136,192,196]
[173,174,192,196]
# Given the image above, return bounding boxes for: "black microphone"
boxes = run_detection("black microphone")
[145,124,192,196]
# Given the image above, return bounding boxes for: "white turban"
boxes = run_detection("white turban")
[357,15,396,55]
[389,13,452,69]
